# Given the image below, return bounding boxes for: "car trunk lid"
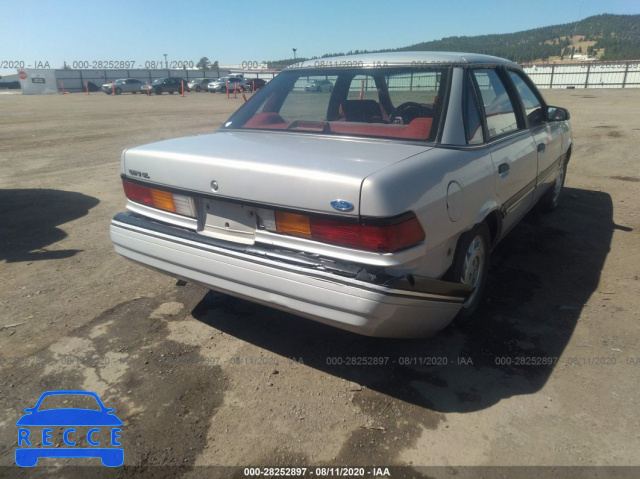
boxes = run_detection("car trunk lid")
[123,130,431,216]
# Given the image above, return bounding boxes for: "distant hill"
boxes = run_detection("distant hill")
[266,14,640,68]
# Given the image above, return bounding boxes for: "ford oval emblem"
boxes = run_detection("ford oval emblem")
[330,200,354,212]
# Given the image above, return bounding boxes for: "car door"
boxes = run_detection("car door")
[124,79,136,92]
[472,68,538,235]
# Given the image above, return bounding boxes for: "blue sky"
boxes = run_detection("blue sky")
[1,0,638,75]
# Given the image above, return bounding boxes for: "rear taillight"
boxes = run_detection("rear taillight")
[273,211,425,253]
[310,216,425,252]
[122,180,195,217]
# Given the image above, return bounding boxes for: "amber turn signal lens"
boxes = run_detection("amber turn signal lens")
[150,189,176,213]
[275,211,312,238]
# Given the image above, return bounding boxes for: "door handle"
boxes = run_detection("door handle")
[498,163,510,174]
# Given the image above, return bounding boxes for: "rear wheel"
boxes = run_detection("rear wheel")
[445,223,490,322]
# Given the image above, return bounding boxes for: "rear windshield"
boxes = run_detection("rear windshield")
[222,67,449,142]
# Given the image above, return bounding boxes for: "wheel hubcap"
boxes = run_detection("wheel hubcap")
[461,235,485,307]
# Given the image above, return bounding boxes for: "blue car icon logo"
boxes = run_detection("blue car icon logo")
[16,390,123,467]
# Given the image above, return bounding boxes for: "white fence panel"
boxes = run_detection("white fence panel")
[521,61,640,89]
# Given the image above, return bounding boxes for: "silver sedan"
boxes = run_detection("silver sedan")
[102,78,144,95]
[111,52,572,337]
[186,78,212,92]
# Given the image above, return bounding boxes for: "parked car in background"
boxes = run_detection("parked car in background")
[305,79,333,92]
[102,78,144,95]
[0,75,21,89]
[187,78,211,92]
[111,52,572,338]
[245,78,267,92]
[141,77,188,95]
[207,76,247,93]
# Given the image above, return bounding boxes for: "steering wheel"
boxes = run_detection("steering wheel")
[389,102,433,124]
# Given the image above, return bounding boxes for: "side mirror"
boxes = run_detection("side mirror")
[548,106,570,121]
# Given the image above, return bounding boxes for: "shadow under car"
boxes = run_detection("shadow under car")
[191,187,623,413]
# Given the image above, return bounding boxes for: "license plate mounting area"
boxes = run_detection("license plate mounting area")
[198,199,256,245]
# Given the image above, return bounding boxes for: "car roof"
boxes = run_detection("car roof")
[287,51,519,69]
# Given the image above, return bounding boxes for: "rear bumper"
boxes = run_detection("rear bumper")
[110,212,464,338]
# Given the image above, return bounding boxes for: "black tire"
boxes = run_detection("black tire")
[115,87,122,95]
[195,85,201,92]
[445,223,491,322]
[169,90,174,94]
[538,158,567,213]
[155,87,162,95]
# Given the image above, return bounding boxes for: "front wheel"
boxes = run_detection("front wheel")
[445,223,490,322]
[155,87,162,95]
[195,85,201,92]
[538,159,567,212]
[115,87,122,95]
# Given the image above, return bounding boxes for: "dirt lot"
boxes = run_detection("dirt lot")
[0,88,639,478]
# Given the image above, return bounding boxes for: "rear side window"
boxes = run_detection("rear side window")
[473,69,519,139]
